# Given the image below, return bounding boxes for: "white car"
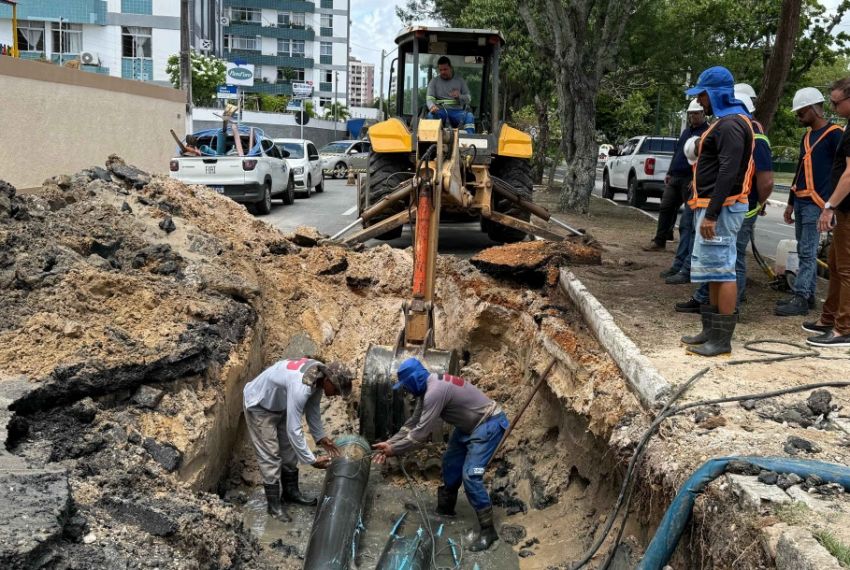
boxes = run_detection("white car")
[602,136,677,208]
[274,138,325,197]
[319,140,370,179]
[170,127,292,215]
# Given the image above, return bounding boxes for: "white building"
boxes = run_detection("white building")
[347,55,373,107]
[0,0,183,85]
[221,0,349,111]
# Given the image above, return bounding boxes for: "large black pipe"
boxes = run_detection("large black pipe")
[303,435,372,570]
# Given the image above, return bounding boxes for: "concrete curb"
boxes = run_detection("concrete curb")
[559,268,672,409]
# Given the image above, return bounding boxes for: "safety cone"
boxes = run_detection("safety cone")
[347,168,355,186]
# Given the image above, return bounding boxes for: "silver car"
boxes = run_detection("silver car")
[320,140,371,179]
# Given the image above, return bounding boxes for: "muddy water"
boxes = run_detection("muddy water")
[237,462,520,569]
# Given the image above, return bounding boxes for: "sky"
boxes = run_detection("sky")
[348,0,440,100]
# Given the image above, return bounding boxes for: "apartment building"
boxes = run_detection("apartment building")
[347,55,373,107]
[0,0,185,84]
[221,0,349,109]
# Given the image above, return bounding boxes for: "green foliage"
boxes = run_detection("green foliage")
[322,102,351,121]
[165,51,226,106]
[813,529,850,567]
[258,94,290,113]
[278,67,297,82]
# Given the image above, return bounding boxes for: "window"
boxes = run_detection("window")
[278,12,305,27]
[231,7,261,23]
[291,40,305,57]
[292,13,305,27]
[324,70,333,83]
[278,142,305,159]
[319,97,331,107]
[277,39,290,55]
[121,26,151,58]
[225,35,259,51]
[320,42,332,57]
[277,67,305,81]
[17,20,45,52]
[320,14,332,30]
[277,13,290,26]
[52,22,83,54]
[639,138,677,155]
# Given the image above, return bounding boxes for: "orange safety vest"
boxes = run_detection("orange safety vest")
[689,114,756,209]
[791,124,844,208]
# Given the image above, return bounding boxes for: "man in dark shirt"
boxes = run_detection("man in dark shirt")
[775,88,843,317]
[678,87,774,314]
[647,100,708,268]
[804,78,850,347]
[680,66,754,356]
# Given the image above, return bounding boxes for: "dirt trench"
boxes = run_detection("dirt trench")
[0,161,663,569]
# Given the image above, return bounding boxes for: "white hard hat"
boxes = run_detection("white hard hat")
[684,135,701,165]
[687,99,703,113]
[734,83,757,99]
[792,87,825,112]
[734,89,756,113]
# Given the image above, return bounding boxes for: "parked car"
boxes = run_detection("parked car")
[597,144,612,164]
[273,138,324,198]
[601,136,677,207]
[169,127,293,215]
[319,140,371,179]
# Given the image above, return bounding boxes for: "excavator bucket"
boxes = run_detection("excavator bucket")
[359,344,459,443]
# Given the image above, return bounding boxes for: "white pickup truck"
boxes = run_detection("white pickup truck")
[601,135,677,208]
[169,127,293,215]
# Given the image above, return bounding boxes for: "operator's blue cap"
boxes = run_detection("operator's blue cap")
[392,357,430,397]
[685,66,750,118]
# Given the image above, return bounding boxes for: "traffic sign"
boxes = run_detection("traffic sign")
[217,84,238,99]
[226,62,255,86]
[292,81,313,97]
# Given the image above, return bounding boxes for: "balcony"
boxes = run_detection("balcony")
[226,21,315,41]
[0,0,107,25]
[320,55,332,65]
[245,81,294,95]
[223,0,314,12]
[319,82,333,92]
[226,50,313,69]
[320,27,333,37]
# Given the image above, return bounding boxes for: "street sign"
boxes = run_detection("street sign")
[225,62,255,86]
[217,84,238,99]
[286,99,303,112]
[292,81,313,97]
[200,38,212,50]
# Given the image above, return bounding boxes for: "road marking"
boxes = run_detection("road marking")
[342,205,357,216]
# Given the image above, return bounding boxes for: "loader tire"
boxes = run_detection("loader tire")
[366,152,413,241]
[485,157,533,243]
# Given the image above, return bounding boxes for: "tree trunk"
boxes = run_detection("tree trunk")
[755,0,802,130]
[531,94,550,184]
[556,75,597,213]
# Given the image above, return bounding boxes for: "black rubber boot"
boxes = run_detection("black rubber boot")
[264,483,290,521]
[435,485,458,517]
[687,313,736,357]
[468,507,499,552]
[281,469,317,506]
[681,305,716,345]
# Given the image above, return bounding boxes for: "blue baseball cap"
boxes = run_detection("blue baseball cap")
[685,66,734,97]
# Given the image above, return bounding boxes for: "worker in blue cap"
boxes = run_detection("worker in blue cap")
[371,357,509,552]
[680,66,756,356]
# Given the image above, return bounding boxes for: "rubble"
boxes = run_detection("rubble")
[470,237,601,284]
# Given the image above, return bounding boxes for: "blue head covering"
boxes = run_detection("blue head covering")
[685,66,751,118]
[392,358,430,397]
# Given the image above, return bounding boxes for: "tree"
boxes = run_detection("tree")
[322,102,351,121]
[755,0,802,130]
[165,51,226,106]
[520,0,637,212]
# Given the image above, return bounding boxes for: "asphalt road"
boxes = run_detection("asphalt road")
[265,177,501,257]
[588,168,796,260]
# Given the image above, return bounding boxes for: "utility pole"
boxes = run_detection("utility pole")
[379,49,385,120]
[334,71,339,138]
[180,0,193,134]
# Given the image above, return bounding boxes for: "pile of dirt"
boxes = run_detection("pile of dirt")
[470,237,602,285]
[0,159,634,569]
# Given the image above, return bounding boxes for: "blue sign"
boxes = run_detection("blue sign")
[216,84,238,99]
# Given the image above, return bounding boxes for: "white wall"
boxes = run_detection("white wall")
[153,0,180,18]
[151,28,179,82]
[261,35,276,56]
[261,8,277,27]
[0,20,12,46]
[82,24,121,75]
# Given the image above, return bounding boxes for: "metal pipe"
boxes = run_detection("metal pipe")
[491,177,584,236]
[303,435,372,570]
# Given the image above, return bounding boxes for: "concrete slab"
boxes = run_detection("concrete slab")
[559,269,671,409]
[727,474,792,510]
[776,525,843,570]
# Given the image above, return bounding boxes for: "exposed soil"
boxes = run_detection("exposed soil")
[0,161,636,569]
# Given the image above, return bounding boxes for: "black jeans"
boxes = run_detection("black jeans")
[652,175,691,246]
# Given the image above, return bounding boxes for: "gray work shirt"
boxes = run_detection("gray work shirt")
[387,373,498,455]
[243,358,326,464]
[426,74,471,109]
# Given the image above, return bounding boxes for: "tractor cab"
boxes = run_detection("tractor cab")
[391,26,505,135]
